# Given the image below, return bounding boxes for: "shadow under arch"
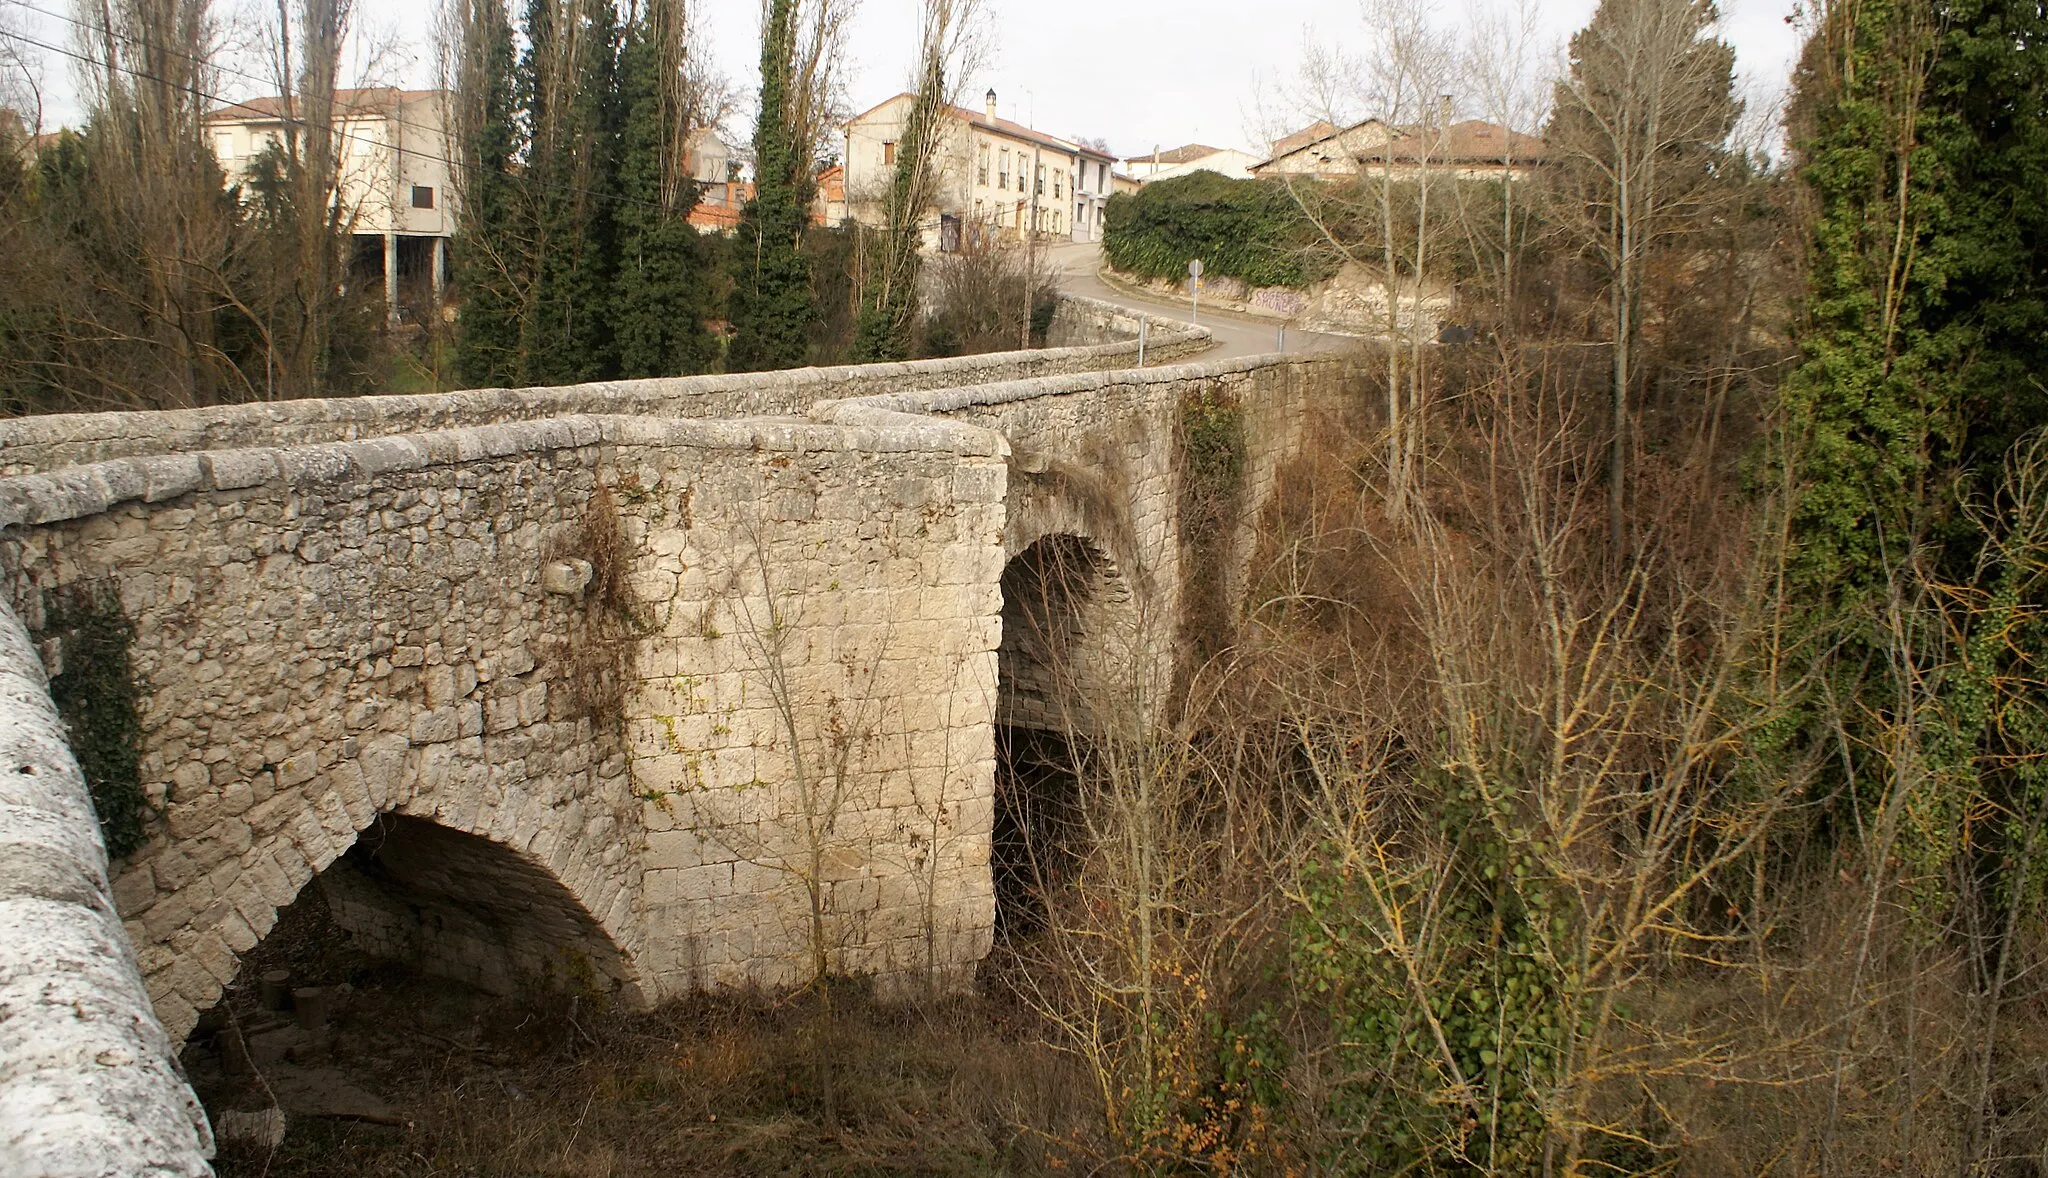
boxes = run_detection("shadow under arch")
[317,812,636,998]
[160,784,648,1048]
[996,532,1140,736]
[993,532,1142,939]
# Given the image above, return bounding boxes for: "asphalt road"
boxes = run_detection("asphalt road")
[1044,241,1356,361]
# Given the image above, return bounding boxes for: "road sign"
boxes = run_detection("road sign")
[1188,258,1204,279]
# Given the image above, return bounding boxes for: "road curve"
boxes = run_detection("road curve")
[1045,241,1355,361]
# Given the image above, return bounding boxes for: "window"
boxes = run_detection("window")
[1035,162,1045,196]
[977,143,989,185]
[213,132,233,161]
[999,149,1010,189]
[1054,169,1062,199]
[883,140,896,166]
[411,185,435,209]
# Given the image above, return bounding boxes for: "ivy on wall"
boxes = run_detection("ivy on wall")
[39,582,147,858]
[1175,390,1249,677]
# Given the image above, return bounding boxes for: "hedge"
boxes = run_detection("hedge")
[1102,172,1327,290]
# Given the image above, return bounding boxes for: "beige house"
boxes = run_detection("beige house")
[844,90,1113,247]
[1254,115,1546,182]
[207,88,455,325]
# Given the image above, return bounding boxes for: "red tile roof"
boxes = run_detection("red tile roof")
[1136,143,1224,166]
[1272,120,1339,158]
[1263,118,1545,169]
[208,88,442,122]
[847,93,1111,160]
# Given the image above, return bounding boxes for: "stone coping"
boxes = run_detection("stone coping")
[819,351,1325,418]
[0,600,215,1176]
[0,297,1210,474]
[0,349,1351,532]
[0,412,1008,531]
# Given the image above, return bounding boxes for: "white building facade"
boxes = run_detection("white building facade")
[845,90,1111,247]
[1122,144,1263,184]
[207,88,455,325]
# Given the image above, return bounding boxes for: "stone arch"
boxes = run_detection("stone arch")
[992,532,1143,939]
[134,745,647,1044]
[996,532,1143,736]
[315,813,635,998]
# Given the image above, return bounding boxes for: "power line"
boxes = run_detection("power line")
[0,13,696,215]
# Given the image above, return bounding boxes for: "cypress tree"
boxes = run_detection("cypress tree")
[521,0,623,385]
[452,0,524,387]
[726,0,817,373]
[612,0,718,379]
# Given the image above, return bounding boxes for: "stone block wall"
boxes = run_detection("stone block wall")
[619,439,1005,991]
[0,411,1009,1043]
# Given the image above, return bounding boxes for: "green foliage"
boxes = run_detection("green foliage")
[610,14,719,380]
[1104,172,1324,290]
[1780,0,2048,885]
[726,0,817,372]
[39,583,147,859]
[453,0,526,388]
[1291,780,1568,1174]
[459,0,724,387]
[519,0,623,386]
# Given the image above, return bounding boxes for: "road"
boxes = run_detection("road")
[1044,240,1355,361]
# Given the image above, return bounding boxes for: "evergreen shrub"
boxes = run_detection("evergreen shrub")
[1103,172,1326,290]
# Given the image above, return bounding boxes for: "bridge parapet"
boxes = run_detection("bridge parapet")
[0,597,214,1176]
[0,297,1207,479]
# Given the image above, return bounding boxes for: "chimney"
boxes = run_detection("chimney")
[985,89,997,122]
[1438,94,1453,129]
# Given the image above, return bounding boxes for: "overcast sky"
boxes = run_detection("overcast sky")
[8,0,1806,157]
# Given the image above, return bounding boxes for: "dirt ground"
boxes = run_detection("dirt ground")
[187,889,1100,1177]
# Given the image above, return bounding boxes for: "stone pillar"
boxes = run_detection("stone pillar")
[383,231,399,328]
[431,237,447,313]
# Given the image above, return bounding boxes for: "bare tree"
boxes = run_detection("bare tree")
[1279,0,1457,516]
[72,0,245,406]
[1455,0,1550,312]
[1544,0,1738,550]
[776,0,855,177]
[850,0,985,361]
[251,0,354,398]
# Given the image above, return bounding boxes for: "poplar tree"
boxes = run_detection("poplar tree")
[1546,0,1738,548]
[726,0,817,373]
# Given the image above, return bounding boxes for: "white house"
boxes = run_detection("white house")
[207,88,454,325]
[844,89,1114,247]
[1122,143,1263,184]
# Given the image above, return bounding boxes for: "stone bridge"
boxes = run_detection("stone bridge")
[0,297,1361,1174]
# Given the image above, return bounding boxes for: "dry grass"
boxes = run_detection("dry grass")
[197,891,1101,1177]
